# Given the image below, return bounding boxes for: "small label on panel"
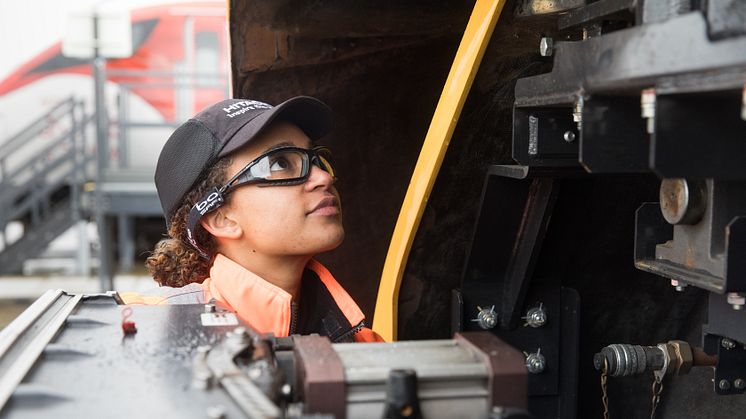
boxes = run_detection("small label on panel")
[201,312,239,327]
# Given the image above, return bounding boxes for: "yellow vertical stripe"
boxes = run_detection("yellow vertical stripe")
[372,0,507,342]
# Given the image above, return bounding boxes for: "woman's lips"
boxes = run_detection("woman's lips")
[308,196,340,216]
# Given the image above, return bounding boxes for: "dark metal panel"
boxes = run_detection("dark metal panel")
[513,108,580,168]
[460,165,560,329]
[652,91,746,180]
[516,13,746,107]
[1,301,245,419]
[704,293,746,346]
[580,95,649,173]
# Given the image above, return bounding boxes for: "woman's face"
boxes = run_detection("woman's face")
[220,121,344,257]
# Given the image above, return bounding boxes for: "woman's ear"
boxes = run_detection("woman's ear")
[200,209,242,240]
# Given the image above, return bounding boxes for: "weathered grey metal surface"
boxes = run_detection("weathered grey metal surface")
[0,296,245,419]
[334,338,490,419]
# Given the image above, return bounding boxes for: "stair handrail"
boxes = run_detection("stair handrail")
[0,98,91,241]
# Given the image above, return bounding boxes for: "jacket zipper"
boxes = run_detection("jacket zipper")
[289,302,299,335]
[330,320,365,343]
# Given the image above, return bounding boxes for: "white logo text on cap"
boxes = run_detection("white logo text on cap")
[223,100,272,118]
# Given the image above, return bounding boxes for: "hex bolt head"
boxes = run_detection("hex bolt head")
[205,303,216,313]
[734,379,746,390]
[719,379,731,391]
[539,37,554,56]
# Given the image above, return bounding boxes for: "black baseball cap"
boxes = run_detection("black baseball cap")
[155,96,333,226]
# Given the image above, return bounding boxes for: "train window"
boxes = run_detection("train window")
[195,31,220,85]
[131,18,159,51]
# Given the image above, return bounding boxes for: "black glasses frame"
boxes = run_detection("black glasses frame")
[220,146,334,195]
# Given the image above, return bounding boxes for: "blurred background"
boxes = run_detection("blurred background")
[0,0,229,328]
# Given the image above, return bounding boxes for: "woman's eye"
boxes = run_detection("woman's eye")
[269,157,291,172]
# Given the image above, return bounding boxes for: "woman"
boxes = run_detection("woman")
[121,96,382,343]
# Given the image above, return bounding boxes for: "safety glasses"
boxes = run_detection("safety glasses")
[185,146,336,258]
[222,146,335,193]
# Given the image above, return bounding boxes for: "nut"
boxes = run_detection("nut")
[657,343,678,377]
[667,340,693,375]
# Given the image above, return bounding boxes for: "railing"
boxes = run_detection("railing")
[0,97,92,271]
[0,68,229,276]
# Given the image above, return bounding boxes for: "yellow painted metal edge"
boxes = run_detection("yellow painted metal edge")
[372,0,507,341]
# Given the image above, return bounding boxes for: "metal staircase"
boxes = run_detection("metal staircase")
[0,98,93,274]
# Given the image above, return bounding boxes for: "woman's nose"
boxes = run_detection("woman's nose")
[304,164,335,190]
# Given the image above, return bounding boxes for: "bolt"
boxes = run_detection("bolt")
[471,305,498,330]
[524,304,547,328]
[721,338,736,350]
[206,405,226,419]
[526,349,546,374]
[734,379,746,390]
[727,293,745,310]
[281,383,292,397]
[205,303,216,313]
[539,37,554,56]
[670,279,687,292]
[641,88,656,134]
[719,379,731,391]
[563,130,576,143]
[573,98,584,130]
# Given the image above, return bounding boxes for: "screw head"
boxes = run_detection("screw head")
[734,378,745,390]
[525,305,547,328]
[526,350,546,374]
[722,338,736,350]
[472,306,498,330]
[719,379,731,391]
[563,131,576,143]
[728,293,745,310]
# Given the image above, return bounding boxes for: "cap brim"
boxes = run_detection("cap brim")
[218,96,333,157]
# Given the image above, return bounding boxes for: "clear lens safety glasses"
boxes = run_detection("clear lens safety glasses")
[186,146,336,258]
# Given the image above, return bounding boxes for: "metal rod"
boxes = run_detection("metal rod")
[93,10,113,291]
[0,292,81,410]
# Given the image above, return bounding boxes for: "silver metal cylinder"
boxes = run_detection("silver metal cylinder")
[594,344,665,377]
[659,179,707,225]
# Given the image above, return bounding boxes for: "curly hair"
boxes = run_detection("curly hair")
[145,157,232,287]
